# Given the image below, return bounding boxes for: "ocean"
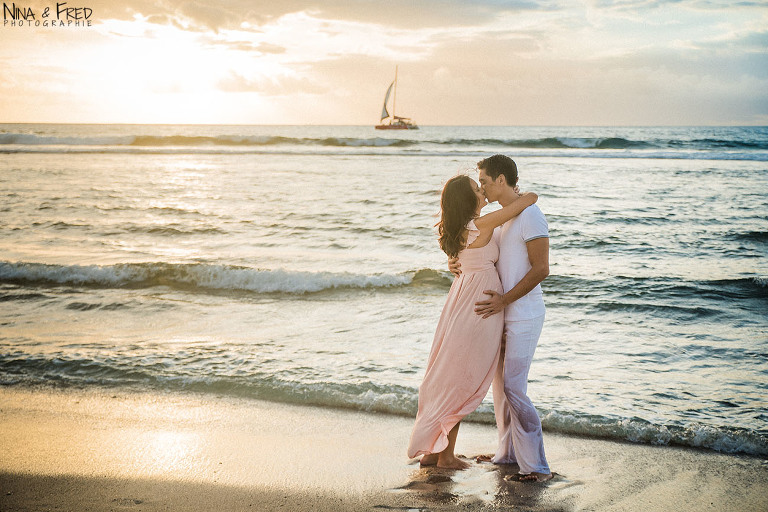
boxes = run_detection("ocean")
[1,124,766,456]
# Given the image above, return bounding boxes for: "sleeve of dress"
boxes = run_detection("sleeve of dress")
[465,219,480,247]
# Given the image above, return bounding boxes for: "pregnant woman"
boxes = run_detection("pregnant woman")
[407,174,536,469]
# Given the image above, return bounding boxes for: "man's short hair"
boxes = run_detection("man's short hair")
[478,154,518,187]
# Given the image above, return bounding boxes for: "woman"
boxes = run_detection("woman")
[407,175,537,469]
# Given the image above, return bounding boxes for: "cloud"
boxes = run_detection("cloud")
[692,28,768,55]
[2,0,765,124]
[204,38,287,54]
[77,0,566,31]
[306,0,564,29]
[588,0,683,8]
[218,71,328,96]
[254,42,287,54]
[174,2,239,30]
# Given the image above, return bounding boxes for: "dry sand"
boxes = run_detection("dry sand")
[0,387,765,511]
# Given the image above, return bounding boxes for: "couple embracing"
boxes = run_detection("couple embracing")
[407,154,552,482]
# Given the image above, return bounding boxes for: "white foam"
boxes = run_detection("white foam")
[0,261,416,294]
[557,137,598,148]
[540,409,767,456]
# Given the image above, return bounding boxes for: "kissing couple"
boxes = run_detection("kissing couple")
[407,154,553,482]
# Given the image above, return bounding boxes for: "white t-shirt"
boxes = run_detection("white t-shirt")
[494,204,549,321]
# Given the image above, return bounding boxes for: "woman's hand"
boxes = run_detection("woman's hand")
[448,257,461,277]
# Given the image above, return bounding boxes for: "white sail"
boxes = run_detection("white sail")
[375,66,417,129]
[380,81,394,121]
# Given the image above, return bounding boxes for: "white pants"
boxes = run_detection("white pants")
[491,314,549,474]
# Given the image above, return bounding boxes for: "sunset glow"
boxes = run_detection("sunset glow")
[1,0,766,125]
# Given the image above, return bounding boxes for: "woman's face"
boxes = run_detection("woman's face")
[470,179,486,212]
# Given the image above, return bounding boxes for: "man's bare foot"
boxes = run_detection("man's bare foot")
[475,454,494,463]
[419,454,438,467]
[514,472,553,482]
[436,455,471,470]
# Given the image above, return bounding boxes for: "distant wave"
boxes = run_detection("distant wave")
[0,133,134,146]
[0,133,417,148]
[2,353,765,456]
[131,135,420,148]
[439,136,655,149]
[683,138,768,149]
[2,132,767,157]
[0,261,452,295]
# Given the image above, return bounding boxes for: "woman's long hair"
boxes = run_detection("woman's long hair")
[437,175,479,258]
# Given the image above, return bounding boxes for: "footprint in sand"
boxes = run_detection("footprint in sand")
[112,498,144,506]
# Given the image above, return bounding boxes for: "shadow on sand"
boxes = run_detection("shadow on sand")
[387,455,581,511]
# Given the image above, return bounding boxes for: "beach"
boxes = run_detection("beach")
[1,386,766,511]
[1,125,766,457]
[1,124,766,510]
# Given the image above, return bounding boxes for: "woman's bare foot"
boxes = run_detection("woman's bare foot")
[436,455,470,470]
[420,454,438,467]
[514,472,553,482]
[475,454,494,463]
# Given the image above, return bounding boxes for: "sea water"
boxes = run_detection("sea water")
[1,124,766,455]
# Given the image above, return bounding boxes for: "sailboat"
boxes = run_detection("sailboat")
[375,66,418,130]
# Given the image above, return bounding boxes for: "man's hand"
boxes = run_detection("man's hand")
[474,290,506,318]
[448,257,461,277]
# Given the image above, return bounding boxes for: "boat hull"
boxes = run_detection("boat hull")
[375,117,419,130]
[375,124,418,130]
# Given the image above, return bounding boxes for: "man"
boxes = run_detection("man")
[450,154,552,481]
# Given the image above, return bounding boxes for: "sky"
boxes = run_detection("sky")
[0,0,766,125]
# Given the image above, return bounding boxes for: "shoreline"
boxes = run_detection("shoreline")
[1,386,766,511]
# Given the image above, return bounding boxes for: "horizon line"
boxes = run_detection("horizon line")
[1,122,767,128]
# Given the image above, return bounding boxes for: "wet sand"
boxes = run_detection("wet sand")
[1,387,765,511]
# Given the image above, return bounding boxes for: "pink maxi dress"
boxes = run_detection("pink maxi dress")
[407,221,504,458]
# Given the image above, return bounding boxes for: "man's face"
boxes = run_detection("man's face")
[478,168,500,202]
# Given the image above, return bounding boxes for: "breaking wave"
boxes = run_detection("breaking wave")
[0,261,451,295]
[2,261,763,308]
